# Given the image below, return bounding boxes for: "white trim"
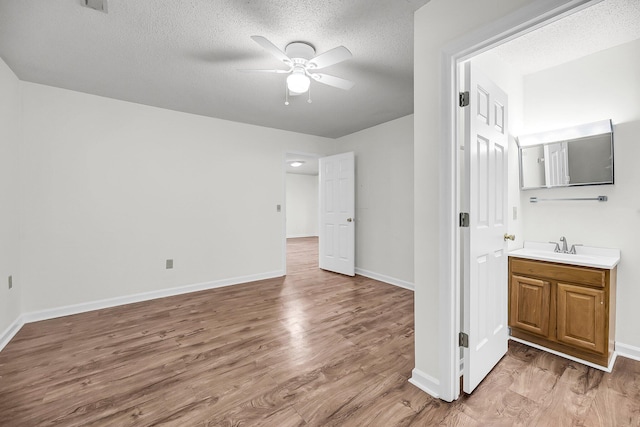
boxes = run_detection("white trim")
[616,342,640,362]
[20,270,284,325]
[438,0,600,402]
[286,234,319,239]
[355,268,414,291]
[0,316,25,352]
[409,368,440,398]
[509,336,617,372]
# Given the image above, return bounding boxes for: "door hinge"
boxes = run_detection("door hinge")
[459,212,470,227]
[459,91,470,107]
[459,332,469,348]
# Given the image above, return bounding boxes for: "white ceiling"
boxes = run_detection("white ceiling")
[491,0,640,75]
[2,1,639,140]
[285,153,320,176]
[0,0,429,139]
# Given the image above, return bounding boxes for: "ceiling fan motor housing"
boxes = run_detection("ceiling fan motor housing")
[285,42,316,62]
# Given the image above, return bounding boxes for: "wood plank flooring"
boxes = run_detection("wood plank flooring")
[1,236,639,426]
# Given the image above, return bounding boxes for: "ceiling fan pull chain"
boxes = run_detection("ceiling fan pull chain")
[307,85,312,104]
[284,81,290,106]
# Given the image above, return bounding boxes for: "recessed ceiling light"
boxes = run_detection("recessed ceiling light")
[289,161,305,168]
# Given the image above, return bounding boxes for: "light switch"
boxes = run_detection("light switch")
[166,259,173,269]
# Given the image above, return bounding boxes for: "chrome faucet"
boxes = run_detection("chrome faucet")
[550,236,581,254]
[569,244,582,254]
[560,236,568,253]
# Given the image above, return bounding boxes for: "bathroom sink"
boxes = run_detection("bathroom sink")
[509,241,620,269]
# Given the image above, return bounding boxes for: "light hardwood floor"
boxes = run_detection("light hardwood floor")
[0,237,638,426]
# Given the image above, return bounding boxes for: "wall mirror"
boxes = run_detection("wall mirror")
[517,120,614,190]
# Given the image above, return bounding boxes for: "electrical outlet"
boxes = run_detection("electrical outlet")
[276,204,281,212]
[166,259,173,269]
[8,275,12,290]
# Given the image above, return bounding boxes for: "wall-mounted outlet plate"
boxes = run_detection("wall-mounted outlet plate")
[166,259,173,269]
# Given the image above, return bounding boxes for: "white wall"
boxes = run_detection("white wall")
[285,173,318,238]
[335,115,414,286]
[19,82,331,313]
[0,57,21,338]
[520,38,640,350]
[3,65,415,344]
[413,0,550,398]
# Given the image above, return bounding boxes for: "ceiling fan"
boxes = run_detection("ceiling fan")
[239,36,355,98]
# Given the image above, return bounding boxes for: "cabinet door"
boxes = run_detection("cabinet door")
[557,283,605,354]
[509,275,551,337]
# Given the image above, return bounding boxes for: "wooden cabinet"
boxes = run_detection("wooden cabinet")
[556,283,606,354]
[510,275,551,337]
[508,257,616,368]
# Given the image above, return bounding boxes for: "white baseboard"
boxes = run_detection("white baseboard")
[355,268,414,291]
[3,270,284,350]
[286,234,319,239]
[616,342,640,362]
[509,336,617,372]
[408,368,440,399]
[0,315,25,352]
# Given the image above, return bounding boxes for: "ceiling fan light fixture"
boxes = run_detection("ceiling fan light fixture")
[287,69,310,94]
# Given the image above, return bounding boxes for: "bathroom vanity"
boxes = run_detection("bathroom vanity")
[508,242,620,370]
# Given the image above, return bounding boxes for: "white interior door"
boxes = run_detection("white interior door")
[462,62,509,394]
[319,152,355,276]
[545,142,570,186]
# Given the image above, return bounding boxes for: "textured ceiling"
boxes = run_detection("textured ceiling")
[0,0,429,139]
[3,1,637,140]
[492,0,640,75]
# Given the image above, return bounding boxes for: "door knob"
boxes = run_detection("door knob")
[504,233,515,241]
[347,218,353,222]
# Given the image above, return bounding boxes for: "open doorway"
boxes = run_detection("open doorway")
[428,0,609,402]
[454,0,640,397]
[283,152,320,274]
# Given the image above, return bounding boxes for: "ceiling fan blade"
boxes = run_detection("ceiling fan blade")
[250,36,292,65]
[308,46,352,69]
[238,69,291,74]
[310,73,355,90]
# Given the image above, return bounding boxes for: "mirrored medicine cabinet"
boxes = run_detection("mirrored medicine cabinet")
[517,119,614,190]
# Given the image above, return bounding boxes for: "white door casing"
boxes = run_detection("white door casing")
[319,152,355,276]
[462,63,509,394]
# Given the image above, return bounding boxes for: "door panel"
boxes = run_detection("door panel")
[545,142,569,186]
[557,283,605,354]
[509,275,551,337]
[463,63,509,394]
[319,152,355,276]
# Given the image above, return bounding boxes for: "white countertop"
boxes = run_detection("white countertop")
[508,241,620,269]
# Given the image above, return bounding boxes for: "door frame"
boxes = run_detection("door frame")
[282,150,321,274]
[438,0,600,401]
